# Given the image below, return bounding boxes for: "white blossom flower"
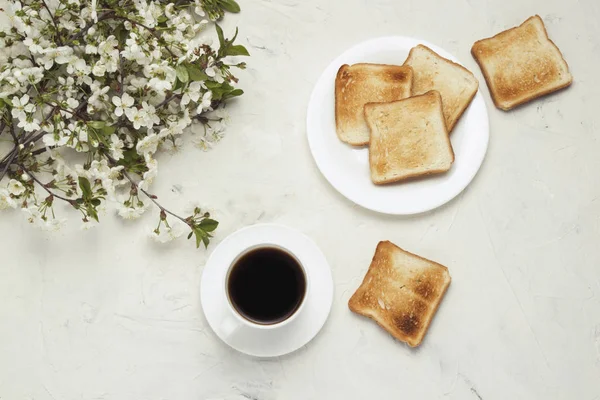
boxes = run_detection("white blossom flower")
[117,202,147,220]
[66,97,79,109]
[92,61,107,77]
[205,65,218,78]
[18,116,41,132]
[85,43,98,55]
[181,81,202,106]
[11,94,29,119]
[8,179,26,196]
[139,155,157,190]
[12,67,44,84]
[88,83,110,112]
[141,102,160,126]
[128,76,148,90]
[196,91,213,113]
[151,223,184,243]
[161,137,183,152]
[136,133,160,155]
[40,47,74,69]
[109,134,125,160]
[144,62,176,92]
[91,0,98,22]
[193,135,212,151]
[23,37,44,54]
[193,0,205,17]
[44,122,70,147]
[40,217,67,232]
[81,219,99,230]
[112,93,135,117]
[22,205,43,224]
[0,189,16,210]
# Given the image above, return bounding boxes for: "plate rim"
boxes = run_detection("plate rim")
[306,35,489,215]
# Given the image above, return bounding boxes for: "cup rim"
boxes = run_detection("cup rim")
[224,243,309,330]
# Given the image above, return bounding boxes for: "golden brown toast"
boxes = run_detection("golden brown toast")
[403,45,479,132]
[335,63,413,146]
[349,241,451,347]
[471,15,573,111]
[364,90,454,185]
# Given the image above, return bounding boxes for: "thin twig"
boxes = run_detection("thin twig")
[19,164,73,203]
[41,0,63,46]
[156,94,178,109]
[112,16,176,57]
[119,53,125,95]
[0,151,18,182]
[8,122,19,144]
[70,11,115,42]
[108,155,190,226]
[0,120,19,181]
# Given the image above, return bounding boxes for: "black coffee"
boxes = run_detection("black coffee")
[227,247,306,325]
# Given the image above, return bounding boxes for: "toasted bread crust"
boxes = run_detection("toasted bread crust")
[365,91,454,184]
[335,63,413,146]
[404,45,479,132]
[471,15,573,110]
[348,241,451,347]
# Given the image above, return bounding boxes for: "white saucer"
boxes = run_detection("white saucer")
[200,224,334,357]
[306,36,489,215]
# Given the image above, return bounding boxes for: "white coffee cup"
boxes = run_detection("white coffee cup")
[218,243,310,338]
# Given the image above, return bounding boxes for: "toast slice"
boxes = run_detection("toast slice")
[335,63,413,146]
[348,241,451,347]
[403,44,479,132]
[365,90,454,185]
[471,15,573,111]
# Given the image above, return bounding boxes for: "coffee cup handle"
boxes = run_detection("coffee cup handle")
[220,313,242,338]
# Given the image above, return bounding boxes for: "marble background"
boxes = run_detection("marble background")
[1,0,600,399]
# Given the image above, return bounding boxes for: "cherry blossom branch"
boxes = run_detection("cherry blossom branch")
[40,0,63,46]
[111,16,177,57]
[105,155,190,226]
[0,151,17,182]
[19,163,74,203]
[70,11,115,42]
[156,94,178,109]
[0,121,19,182]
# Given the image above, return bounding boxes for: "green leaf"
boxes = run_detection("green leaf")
[91,198,101,206]
[199,218,219,232]
[187,231,193,240]
[173,78,184,91]
[87,120,106,130]
[88,206,99,222]
[218,0,240,13]
[230,27,239,45]
[186,64,209,81]
[78,177,92,199]
[103,125,116,136]
[222,88,243,100]
[215,24,225,50]
[226,45,250,57]
[204,80,225,90]
[202,234,210,248]
[157,15,168,23]
[3,97,11,107]
[176,64,189,83]
[193,228,207,248]
[114,23,127,44]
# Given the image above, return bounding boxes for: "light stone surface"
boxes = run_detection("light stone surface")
[1,0,600,399]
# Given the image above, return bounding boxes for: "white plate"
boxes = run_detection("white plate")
[306,36,489,215]
[200,224,334,358]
